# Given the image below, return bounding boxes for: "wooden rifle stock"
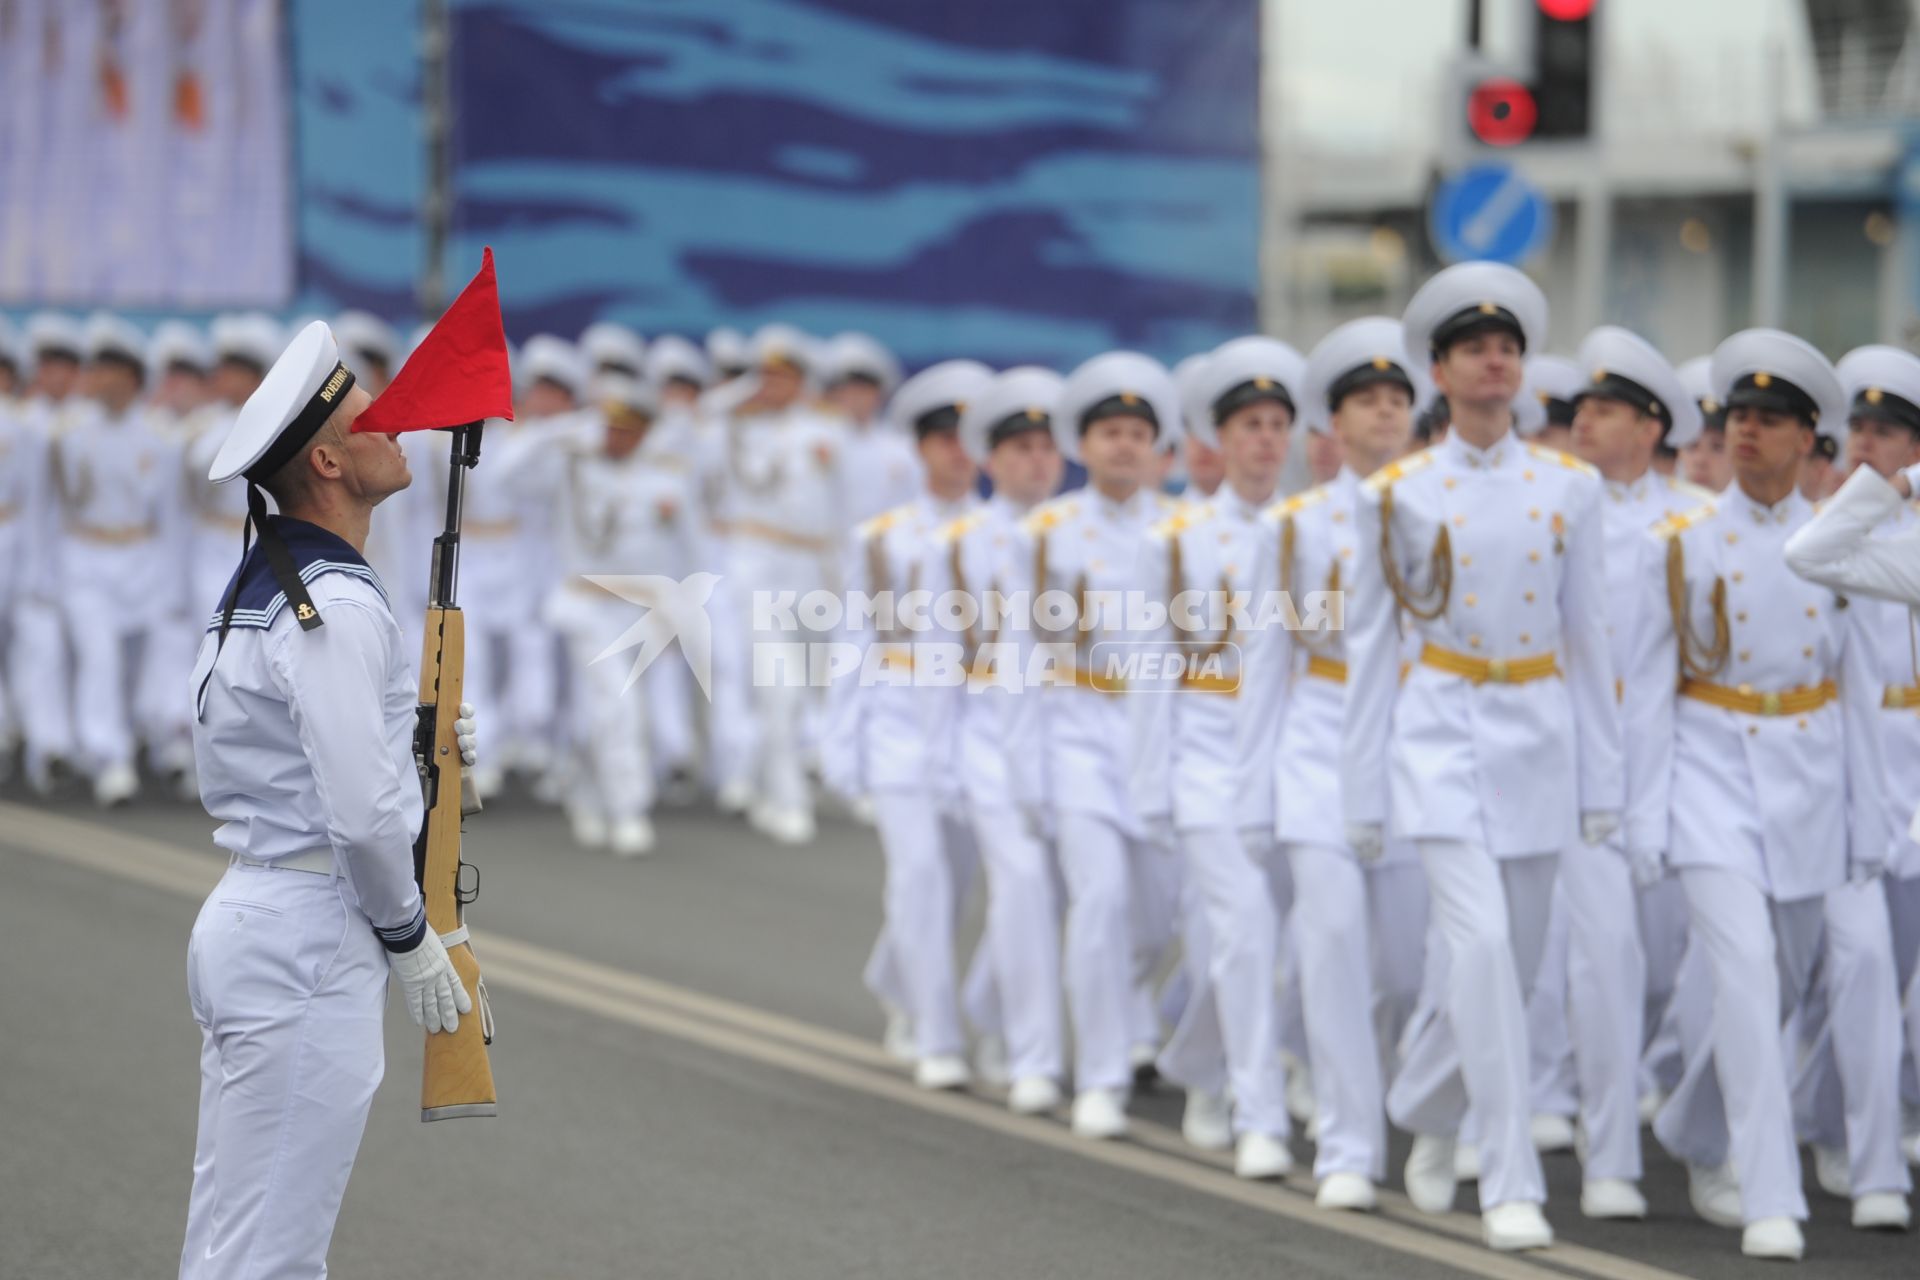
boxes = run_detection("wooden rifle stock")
[415,424,498,1121]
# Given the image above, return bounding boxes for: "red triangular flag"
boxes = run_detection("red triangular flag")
[353,247,515,433]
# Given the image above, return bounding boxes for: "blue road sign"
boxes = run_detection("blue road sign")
[1430,164,1554,266]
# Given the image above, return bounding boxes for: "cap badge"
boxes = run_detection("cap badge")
[1866,387,1885,405]
[1703,398,1720,413]
[1025,407,1045,421]
[1120,392,1139,406]
[1370,356,1390,370]
[1753,371,1773,388]
[1477,302,1497,315]
[1592,368,1607,383]
[1254,377,1273,390]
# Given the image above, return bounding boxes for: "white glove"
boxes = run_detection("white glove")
[1849,856,1886,885]
[1626,845,1665,891]
[389,928,473,1034]
[1346,822,1385,863]
[455,702,478,767]
[1580,809,1620,846]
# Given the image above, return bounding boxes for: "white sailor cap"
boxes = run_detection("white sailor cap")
[1184,336,1306,449]
[750,323,814,374]
[148,321,212,375]
[580,321,646,376]
[209,321,357,484]
[958,366,1063,465]
[1836,344,1920,435]
[644,334,712,389]
[211,313,285,372]
[1054,351,1181,463]
[819,332,903,394]
[1402,262,1548,366]
[1512,354,1581,438]
[592,372,660,421]
[1709,328,1847,440]
[333,310,401,375]
[1572,326,1703,448]
[1300,317,1414,436]
[518,334,588,398]
[1675,356,1720,423]
[706,326,750,374]
[1171,354,1211,439]
[26,313,84,363]
[85,313,148,373]
[889,359,993,439]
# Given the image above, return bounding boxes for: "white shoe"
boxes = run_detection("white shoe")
[1071,1088,1129,1140]
[1405,1134,1459,1215]
[1581,1177,1648,1220]
[753,805,815,845]
[973,1034,1011,1088]
[1813,1144,1852,1199]
[1180,1090,1233,1151]
[1483,1201,1553,1252]
[1007,1076,1062,1115]
[1741,1216,1804,1260]
[1530,1112,1576,1153]
[914,1054,971,1091]
[1453,1140,1482,1182]
[880,1007,916,1063]
[1852,1192,1911,1231]
[609,816,656,858]
[715,779,754,815]
[1315,1172,1377,1212]
[1283,1052,1317,1128]
[1688,1162,1744,1229]
[1234,1132,1294,1180]
[93,762,138,807]
[568,807,609,849]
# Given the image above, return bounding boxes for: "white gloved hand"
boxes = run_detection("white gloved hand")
[1346,822,1385,863]
[455,702,478,767]
[1580,809,1621,846]
[389,928,473,1034]
[1626,845,1665,890]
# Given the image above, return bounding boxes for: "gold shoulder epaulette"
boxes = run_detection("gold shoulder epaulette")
[1268,484,1332,521]
[856,503,912,542]
[1664,475,1717,504]
[937,510,986,545]
[1361,447,1437,495]
[1651,502,1716,540]
[1525,442,1599,477]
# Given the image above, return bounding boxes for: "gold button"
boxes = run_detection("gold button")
[1528,550,1541,563]
[1529,508,1541,520]
[1739,651,1751,663]
[1805,605,1817,618]
[1465,593,1478,607]
[1726,532,1739,545]
[1802,646,1813,659]
[1736,611,1748,623]
[1453,515,1466,527]
[1224,562,1237,575]
[1747,725,1759,737]
[1469,635,1483,649]
[1444,477,1457,490]
[1091,558,1104,571]
[1340,546,1353,559]
[1518,632,1531,645]
[1460,554,1473,567]
[1796,718,1808,730]
[1523,470,1535,482]
[1732,571,1743,583]
[1524,591,1535,603]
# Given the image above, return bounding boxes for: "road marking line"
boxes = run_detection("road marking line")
[1,802,1695,1280]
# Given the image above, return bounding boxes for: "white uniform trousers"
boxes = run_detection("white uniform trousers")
[1388,841,1556,1208]
[643,655,696,776]
[64,596,147,773]
[1526,900,1578,1119]
[9,600,75,772]
[704,562,759,796]
[1884,873,1920,1110]
[1285,844,1429,1181]
[1131,830,1185,1052]
[1654,867,1824,1223]
[1789,880,1912,1198]
[1055,810,1168,1093]
[870,791,977,1059]
[969,804,1065,1084]
[181,864,387,1280]
[1530,843,1647,1181]
[1635,874,1693,1098]
[464,607,557,768]
[560,627,654,822]
[1155,826,1289,1138]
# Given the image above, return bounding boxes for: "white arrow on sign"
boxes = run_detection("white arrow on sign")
[1461,172,1533,254]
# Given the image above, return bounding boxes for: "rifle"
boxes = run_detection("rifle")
[413,422,499,1121]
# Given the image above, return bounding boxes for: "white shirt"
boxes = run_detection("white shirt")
[189,518,427,950]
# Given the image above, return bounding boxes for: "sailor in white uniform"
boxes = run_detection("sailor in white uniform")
[1625,329,1888,1261]
[819,332,922,524]
[1005,352,1187,1140]
[180,321,472,1280]
[1344,263,1622,1253]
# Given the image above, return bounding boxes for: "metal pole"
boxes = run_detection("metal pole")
[419,0,453,318]
[1752,39,1789,328]
[1467,0,1483,52]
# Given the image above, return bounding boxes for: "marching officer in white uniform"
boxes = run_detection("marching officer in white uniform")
[1624,329,1887,1261]
[1130,337,1301,1180]
[1006,352,1186,1140]
[829,359,991,1088]
[180,321,472,1279]
[1344,263,1622,1252]
[1267,316,1432,1212]
[819,332,922,524]
[920,366,1070,1112]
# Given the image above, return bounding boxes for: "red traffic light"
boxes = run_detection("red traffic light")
[1538,0,1596,18]
[1467,78,1538,147]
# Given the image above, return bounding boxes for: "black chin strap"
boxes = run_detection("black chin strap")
[196,484,326,720]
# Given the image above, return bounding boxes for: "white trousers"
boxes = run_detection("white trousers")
[1054,810,1170,1093]
[1790,879,1911,1198]
[64,596,150,773]
[643,655,696,776]
[1285,843,1429,1181]
[181,864,388,1279]
[870,792,978,1058]
[969,804,1065,1084]
[1389,841,1556,1209]
[1156,826,1288,1138]
[1526,843,1647,1181]
[1635,873,1693,1097]
[1884,873,1920,1110]
[560,627,653,822]
[704,562,758,794]
[1655,867,1823,1223]
[464,610,557,764]
[8,599,74,770]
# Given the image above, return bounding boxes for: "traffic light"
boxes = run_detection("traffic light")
[1531,0,1595,141]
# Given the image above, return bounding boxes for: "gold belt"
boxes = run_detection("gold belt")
[1419,643,1560,686]
[1180,668,1238,695]
[1883,684,1920,710]
[1679,677,1836,717]
[732,519,831,554]
[465,517,521,537]
[69,521,155,545]
[1057,659,1126,695]
[1306,654,1348,684]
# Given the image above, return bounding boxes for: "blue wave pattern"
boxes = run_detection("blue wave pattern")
[444,0,1259,367]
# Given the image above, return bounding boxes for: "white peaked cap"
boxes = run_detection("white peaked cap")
[958,366,1063,465]
[1054,351,1182,463]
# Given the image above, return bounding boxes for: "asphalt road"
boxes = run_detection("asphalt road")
[1,781,1912,1280]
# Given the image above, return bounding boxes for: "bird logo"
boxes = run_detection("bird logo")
[582,572,723,699]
